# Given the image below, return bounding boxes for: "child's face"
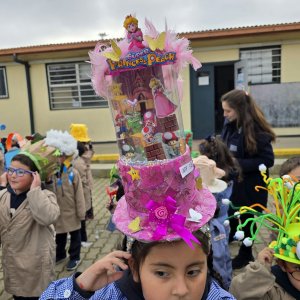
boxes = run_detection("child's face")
[8,161,33,194]
[136,240,208,300]
[282,261,300,291]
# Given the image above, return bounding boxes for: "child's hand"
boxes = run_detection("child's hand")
[76,251,131,292]
[0,172,8,187]
[257,247,274,266]
[30,172,41,190]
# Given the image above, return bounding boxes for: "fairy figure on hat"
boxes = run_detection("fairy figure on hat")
[123,15,145,52]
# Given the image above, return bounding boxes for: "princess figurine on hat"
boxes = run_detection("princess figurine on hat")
[39,14,236,300]
[123,15,145,52]
[149,77,177,118]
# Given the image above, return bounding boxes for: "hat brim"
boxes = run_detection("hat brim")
[274,254,300,265]
[77,137,91,142]
[207,179,227,193]
[113,187,216,242]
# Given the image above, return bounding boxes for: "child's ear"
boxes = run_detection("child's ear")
[128,257,139,282]
[276,259,287,272]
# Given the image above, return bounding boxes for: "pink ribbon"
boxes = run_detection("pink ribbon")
[145,196,200,249]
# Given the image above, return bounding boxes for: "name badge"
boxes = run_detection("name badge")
[229,144,237,152]
[180,161,194,178]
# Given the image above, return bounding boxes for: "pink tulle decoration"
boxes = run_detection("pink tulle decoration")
[89,19,201,98]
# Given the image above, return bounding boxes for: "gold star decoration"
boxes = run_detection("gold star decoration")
[127,167,140,181]
[128,217,141,233]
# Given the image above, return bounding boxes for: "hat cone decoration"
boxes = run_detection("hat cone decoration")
[227,164,300,264]
[89,14,216,248]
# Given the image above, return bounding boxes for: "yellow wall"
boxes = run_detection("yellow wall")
[30,63,116,142]
[195,48,239,63]
[281,43,300,82]
[0,64,31,137]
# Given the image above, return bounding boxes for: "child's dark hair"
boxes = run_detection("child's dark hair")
[279,156,300,178]
[121,230,225,289]
[11,154,39,173]
[77,141,86,157]
[199,135,242,182]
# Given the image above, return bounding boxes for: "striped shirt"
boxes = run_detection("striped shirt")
[40,274,236,299]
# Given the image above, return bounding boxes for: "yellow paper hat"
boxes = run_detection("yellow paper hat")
[70,124,91,142]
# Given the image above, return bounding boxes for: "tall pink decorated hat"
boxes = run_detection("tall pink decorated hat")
[89,15,216,247]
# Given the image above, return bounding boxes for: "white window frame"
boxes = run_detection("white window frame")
[0,67,8,99]
[46,61,107,110]
[240,46,281,85]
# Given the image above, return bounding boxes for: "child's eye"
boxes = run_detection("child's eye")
[187,269,201,277]
[154,271,169,278]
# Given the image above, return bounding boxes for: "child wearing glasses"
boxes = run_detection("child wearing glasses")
[0,150,60,300]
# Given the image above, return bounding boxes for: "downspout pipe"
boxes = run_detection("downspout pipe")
[13,54,35,134]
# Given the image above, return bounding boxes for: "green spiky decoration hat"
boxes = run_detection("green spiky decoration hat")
[227,164,300,265]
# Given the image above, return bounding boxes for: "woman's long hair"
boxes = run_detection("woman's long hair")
[221,89,276,154]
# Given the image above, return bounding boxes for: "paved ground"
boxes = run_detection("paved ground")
[0,176,275,299]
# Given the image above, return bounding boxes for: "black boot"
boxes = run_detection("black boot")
[232,243,254,269]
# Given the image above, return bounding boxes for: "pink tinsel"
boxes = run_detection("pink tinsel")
[89,19,201,98]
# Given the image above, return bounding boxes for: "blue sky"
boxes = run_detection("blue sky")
[1,0,300,48]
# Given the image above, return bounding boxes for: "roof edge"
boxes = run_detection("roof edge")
[1,21,300,56]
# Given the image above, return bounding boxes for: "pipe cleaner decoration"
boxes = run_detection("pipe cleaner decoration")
[226,164,300,264]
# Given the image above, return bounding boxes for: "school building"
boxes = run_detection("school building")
[0,22,299,142]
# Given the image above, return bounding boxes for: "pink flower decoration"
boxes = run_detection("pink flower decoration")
[145,196,200,249]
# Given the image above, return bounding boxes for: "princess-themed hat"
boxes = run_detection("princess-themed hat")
[89,15,216,248]
[193,155,227,193]
[70,123,91,142]
[229,164,300,265]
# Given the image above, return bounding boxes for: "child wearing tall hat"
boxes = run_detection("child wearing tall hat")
[40,14,235,300]
[70,123,94,220]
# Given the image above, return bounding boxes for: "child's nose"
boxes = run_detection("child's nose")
[172,277,189,297]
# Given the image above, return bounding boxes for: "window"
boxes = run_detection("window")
[240,46,281,84]
[0,67,8,98]
[47,62,107,109]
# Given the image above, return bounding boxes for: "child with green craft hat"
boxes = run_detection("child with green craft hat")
[229,165,300,299]
[0,139,60,299]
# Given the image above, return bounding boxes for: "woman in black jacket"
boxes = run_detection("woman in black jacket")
[221,89,276,269]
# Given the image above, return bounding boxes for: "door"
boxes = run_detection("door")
[190,64,215,139]
[214,65,234,133]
